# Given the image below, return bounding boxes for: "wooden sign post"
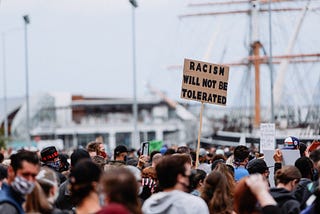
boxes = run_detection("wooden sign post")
[181,58,230,168]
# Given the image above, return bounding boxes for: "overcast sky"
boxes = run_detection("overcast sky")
[0,0,188,99]
[1,0,319,109]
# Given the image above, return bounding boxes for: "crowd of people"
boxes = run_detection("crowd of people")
[0,136,319,214]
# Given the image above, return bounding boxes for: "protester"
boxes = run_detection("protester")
[213,162,235,198]
[211,154,227,167]
[86,141,100,158]
[189,169,206,196]
[150,153,162,168]
[98,142,108,160]
[92,155,107,170]
[140,166,158,201]
[309,149,320,180]
[246,159,270,180]
[24,181,53,214]
[40,146,66,185]
[105,145,128,168]
[198,148,211,174]
[0,150,40,214]
[176,146,191,154]
[294,156,314,209]
[234,174,281,214]
[270,165,302,214]
[300,177,320,214]
[283,136,301,150]
[58,154,70,177]
[142,154,209,214]
[96,203,130,214]
[233,145,250,182]
[125,165,143,196]
[0,163,8,189]
[36,167,67,213]
[201,171,233,214]
[69,159,102,214]
[100,167,142,214]
[55,149,91,210]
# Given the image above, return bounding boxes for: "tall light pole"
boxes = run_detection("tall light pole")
[268,0,275,123]
[23,15,30,141]
[129,0,139,149]
[2,33,8,142]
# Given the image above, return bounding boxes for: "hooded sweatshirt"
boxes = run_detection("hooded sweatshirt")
[142,190,209,214]
[269,187,300,214]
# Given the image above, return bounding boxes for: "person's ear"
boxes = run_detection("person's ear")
[7,166,15,181]
[177,174,184,184]
[199,179,204,187]
[49,186,56,197]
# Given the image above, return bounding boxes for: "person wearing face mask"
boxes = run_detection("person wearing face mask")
[35,167,69,213]
[40,146,66,186]
[0,149,40,214]
[142,154,209,214]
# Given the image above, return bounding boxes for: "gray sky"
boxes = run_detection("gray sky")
[1,0,320,110]
[0,0,186,99]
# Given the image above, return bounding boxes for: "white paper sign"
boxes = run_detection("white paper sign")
[263,149,300,187]
[260,123,275,152]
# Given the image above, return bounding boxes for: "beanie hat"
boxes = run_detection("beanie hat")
[283,136,300,150]
[41,146,59,162]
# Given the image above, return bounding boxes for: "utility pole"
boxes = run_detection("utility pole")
[23,15,30,140]
[129,0,139,149]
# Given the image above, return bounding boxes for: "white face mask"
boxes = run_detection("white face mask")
[11,176,35,195]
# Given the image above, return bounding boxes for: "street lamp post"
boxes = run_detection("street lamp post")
[129,0,139,149]
[23,15,30,141]
[2,33,8,142]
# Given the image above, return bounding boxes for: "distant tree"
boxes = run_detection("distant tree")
[0,128,7,149]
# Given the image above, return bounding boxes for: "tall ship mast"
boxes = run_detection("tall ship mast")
[169,0,320,138]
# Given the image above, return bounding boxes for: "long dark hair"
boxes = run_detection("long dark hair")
[201,171,233,214]
[69,159,102,206]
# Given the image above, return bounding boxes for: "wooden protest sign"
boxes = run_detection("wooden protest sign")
[180,58,230,168]
[181,58,230,106]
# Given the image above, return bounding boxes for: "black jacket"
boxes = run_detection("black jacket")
[270,187,300,214]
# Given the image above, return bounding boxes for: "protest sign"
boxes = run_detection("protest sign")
[181,58,230,106]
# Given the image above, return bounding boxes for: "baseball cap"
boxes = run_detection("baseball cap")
[283,136,300,150]
[246,159,272,174]
[40,146,59,162]
[199,148,208,157]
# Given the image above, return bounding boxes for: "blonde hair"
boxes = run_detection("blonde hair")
[24,181,52,214]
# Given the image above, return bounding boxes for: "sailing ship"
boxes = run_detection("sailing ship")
[167,0,320,146]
